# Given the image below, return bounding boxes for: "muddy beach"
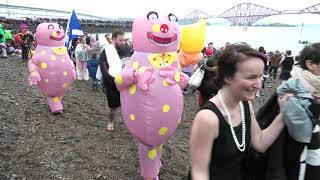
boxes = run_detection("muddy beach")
[0,56,280,179]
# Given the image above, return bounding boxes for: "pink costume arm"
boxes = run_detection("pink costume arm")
[134,66,155,90]
[114,68,136,91]
[179,72,189,89]
[115,66,155,91]
[159,61,189,89]
[28,58,41,86]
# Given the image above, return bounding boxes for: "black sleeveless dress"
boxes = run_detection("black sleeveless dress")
[187,101,251,180]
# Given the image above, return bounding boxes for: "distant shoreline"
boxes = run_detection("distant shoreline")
[203,22,298,27]
[252,23,296,27]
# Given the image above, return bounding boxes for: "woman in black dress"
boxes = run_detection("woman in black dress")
[189,44,291,180]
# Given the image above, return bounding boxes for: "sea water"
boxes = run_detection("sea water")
[99,24,320,55]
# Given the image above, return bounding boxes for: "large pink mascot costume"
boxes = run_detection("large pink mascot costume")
[28,23,75,114]
[115,12,189,179]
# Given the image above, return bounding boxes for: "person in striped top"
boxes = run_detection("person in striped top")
[250,43,320,180]
[289,43,320,180]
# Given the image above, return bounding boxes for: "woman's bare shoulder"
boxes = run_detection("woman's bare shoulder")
[194,107,219,131]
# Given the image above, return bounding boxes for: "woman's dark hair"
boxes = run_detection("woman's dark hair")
[215,44,267,88]
[198,53,221,103]
[298,43,320,70]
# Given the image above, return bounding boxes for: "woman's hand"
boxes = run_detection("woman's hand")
[277,93,293,112]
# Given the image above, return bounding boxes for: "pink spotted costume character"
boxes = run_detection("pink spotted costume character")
[28,23,76,114]
[115,12,189,180]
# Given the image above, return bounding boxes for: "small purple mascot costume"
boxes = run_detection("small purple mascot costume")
[115,12,189,180]
[28,23,75,114]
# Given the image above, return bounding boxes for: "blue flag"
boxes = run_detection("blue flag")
[65,9,83,55]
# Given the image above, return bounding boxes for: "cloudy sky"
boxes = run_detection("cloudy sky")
[3,0,320,24]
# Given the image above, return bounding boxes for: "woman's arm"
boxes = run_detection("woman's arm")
[83,43,93,52]
[250,95,289,153]
[190,110,219,180]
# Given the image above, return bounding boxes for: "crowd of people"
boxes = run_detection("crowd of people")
[78,31,319,179]
[0,16,132,60]
[0,16,132,30]
[2,19,319,179]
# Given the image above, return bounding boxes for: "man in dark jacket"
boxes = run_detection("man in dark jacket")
[280,50,294,81]
[269,50,282,80]
[99,30,128,132]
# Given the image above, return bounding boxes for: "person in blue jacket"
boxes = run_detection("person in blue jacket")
[86,53,100,91]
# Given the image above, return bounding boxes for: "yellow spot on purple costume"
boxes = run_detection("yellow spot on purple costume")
[159,127,169,136]
[174,72,180,82]
[162,80,169,87]
[53,97,59,103]
[63,71,68,76]
[132,61,139,70]
[130,84,136,94]
[115,74,123,85]
[152,24,160,33]
[50,56,56,61]
[40,62,47,69]
[130,114,135,121]
[148,149,157,160]
[162,104,170,112]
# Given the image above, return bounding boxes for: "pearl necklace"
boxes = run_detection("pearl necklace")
[218,90,246,152]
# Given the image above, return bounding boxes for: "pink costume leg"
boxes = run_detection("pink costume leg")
[138,142,162,180]
[47,96,63,113]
